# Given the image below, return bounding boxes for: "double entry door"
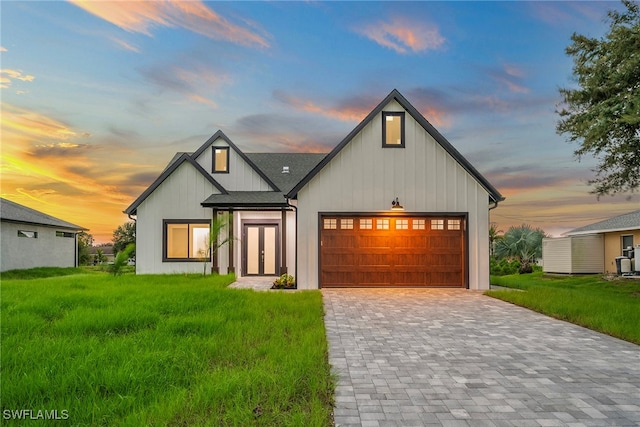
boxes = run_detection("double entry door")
[243,224,278,276]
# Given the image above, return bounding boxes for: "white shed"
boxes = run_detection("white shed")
[542,235,604,274]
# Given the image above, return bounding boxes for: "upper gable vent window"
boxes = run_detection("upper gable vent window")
[213,147,229,173]
[382,111,405,148]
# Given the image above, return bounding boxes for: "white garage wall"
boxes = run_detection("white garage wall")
[296,99,491,290]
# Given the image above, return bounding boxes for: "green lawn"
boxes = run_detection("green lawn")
[1,271,334,426]
[486,272,640,344]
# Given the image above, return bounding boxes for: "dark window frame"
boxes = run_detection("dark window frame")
[212,146,230,173]
[163,219,211,262]
[56,231,75,238]
[18,230,38,238]
[382,111,405,148]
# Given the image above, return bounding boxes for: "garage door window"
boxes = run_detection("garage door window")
[413,219,425,230]
[395,219,408,230]
[376,219,390,230]
[360,219,372,229]
[448,219,461,230]
[431,219,444,230]
[323,218,337,229]
[341,219,354,229]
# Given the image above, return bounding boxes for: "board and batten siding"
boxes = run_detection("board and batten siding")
[542,235,604,274]
[193,138,272,191]
[136,161,221,274]
[295,99,491,290]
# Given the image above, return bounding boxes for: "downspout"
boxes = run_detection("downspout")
[285,196,298,285]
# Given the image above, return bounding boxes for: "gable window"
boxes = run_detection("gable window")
[18,230,38,238]
[212,147,229,173]
[382,111,405,147]
[164,220,210,261]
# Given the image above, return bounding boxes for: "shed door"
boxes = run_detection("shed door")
[320,215,466,287]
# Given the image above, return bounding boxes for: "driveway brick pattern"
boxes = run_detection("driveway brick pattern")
[323,289,640,427]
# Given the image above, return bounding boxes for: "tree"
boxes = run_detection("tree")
[113,221,136,257]
[489,223,504,259]
[77,231,94,266]
[200,214,234,276]
[494,224,547,274]
[556,0,640,196]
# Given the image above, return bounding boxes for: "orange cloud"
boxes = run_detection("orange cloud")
[0,104,137,243]
[274,91,371,122]
[69,0,270,48]
[110,37,140,53]
[355,17,445,54]
[1,69,35,89]
[2,103,76,140]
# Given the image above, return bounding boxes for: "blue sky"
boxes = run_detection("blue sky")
[1,1,637,243]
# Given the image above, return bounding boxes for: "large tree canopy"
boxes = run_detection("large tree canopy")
[557,0,640,196]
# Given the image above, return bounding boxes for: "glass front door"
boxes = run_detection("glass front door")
[244,225,277,275]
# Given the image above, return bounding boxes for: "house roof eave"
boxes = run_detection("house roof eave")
[286,89,504,203]
[191,130,281,192]
[124,153,227,215]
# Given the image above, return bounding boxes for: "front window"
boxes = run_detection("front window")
[213,147,229,173]
[382,112,405,147]
[164,220,210,261]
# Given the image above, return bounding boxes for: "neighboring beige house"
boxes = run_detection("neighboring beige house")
[564,209,640,274]
[124,90,504,289]
[0,198,85,272]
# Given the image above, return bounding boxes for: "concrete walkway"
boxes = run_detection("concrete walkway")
[323,289,640,427]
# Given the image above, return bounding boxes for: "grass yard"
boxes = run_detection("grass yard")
[1,270,334,426]
[486,272,640,345]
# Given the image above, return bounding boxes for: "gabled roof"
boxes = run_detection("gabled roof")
[246,153,326,194]
[124,153,227,215]
[191,130,281,192]
[565,209,640,236]
[0,198,85,230]
[286,89,504,204]
[201,153,326,209]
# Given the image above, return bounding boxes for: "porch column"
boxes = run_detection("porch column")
[280,208,288,275]
[227,209,235,274]
[211,209,219,274]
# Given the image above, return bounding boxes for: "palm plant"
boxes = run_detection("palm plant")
[201,214,234,276]
[489,223,504,258]
[494,224,546,273]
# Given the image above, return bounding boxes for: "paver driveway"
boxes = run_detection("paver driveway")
[323,289,640,427]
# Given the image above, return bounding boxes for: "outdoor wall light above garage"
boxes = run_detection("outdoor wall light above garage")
[391,197,404,211]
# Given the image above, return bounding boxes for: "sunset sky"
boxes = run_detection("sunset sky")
[2,1,638,244]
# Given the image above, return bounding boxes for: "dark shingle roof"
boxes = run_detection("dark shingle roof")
[245,153,326,194]
[565,209,640,235]
[0,198,85,230]
[202,191,289,208]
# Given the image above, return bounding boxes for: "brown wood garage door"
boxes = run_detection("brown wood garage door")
[320,215,466,287]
